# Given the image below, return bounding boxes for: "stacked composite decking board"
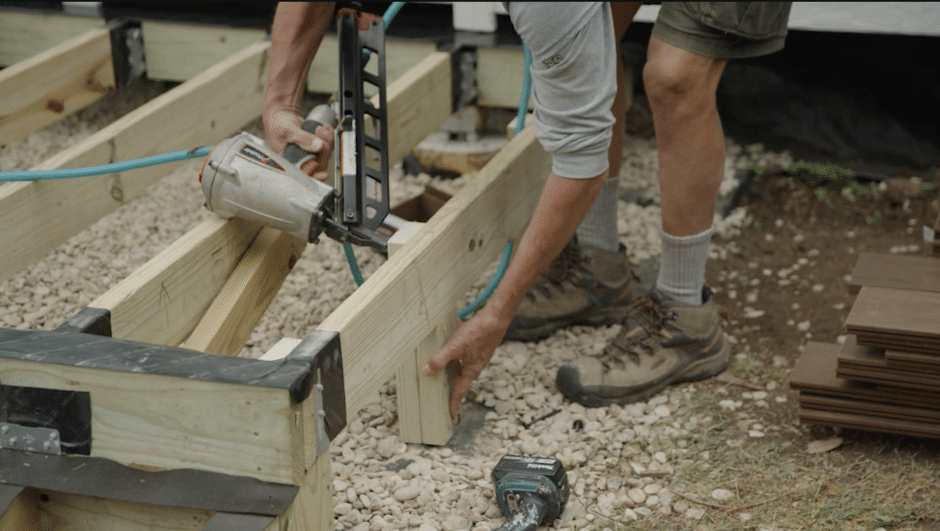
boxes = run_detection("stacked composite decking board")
[790,251,940,439]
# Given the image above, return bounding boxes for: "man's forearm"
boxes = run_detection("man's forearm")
[266,2,335,112]
[483,171,610,324]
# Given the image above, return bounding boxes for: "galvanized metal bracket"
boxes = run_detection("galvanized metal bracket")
[108,18,146,87]
[0,423,61,455]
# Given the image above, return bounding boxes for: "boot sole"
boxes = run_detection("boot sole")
[557,338,731,408]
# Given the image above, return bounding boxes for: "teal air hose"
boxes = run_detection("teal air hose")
[0,146,212,182]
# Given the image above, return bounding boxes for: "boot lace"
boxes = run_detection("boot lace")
[525,239,590,300]
[599,295,677,368]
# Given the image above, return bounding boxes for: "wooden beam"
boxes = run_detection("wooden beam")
[141,21,267,82]
[307,35,438,95]
[0,9,103,66]
[380,51,452,168]
[318,123,549,425]
[0,487,38,531]
[30,490,209,531]
[179,227,306,356]
[0,39,270,286]
[0,27,114,147]
[477,47,533,110]
[90,217,262,346]
[0,357,298,484]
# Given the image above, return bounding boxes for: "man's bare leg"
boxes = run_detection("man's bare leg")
[644,35,728,304]
[576,2,641,252]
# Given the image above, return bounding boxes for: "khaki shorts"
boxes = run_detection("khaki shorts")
[653,2,793,59]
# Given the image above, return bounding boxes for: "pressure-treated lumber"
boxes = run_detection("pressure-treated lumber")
[380,51,452,166]
[388,221,458,445]
[477,47,534,110]
[319,123,549,424]
[0,10,103,66]
[307,35,438,96]
[0,39,270,286]
[8,489,210,531]
[0,357,297,484]
[137,18,437,94]
[395,318,458,444]
[179,227,306,356]
[90,216,263,346]
[0,27,114,147]
[141,20,267,82]
[0,487,37,531]
[262,454,333,531]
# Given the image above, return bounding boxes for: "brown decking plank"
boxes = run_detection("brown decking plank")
[799,407,940,439]
[886,349,940,368]
[854,334,940,356]
[835,366,940,392]
[799,394,940,421]
[846,287,940,347]
[837,335,940,375]
[789,342,937,408]
[847,252,940,295]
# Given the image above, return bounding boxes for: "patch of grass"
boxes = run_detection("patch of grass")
[580,389,940,531]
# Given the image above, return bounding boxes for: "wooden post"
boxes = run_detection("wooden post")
[389,222,458,444]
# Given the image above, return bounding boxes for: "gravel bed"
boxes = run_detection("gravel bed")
[1,80,800,530]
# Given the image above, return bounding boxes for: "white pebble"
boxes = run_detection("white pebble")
[711,488,735,502]
[393,485,422,502]
[628,488,647,504]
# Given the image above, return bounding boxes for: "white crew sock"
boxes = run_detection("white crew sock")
[575,177,620,252]
[655,225,714,306]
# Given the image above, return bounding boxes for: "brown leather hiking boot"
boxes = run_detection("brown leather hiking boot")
[504,237,640,342]
[555,288,730,407]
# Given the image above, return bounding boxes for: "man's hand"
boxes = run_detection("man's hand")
[263,106,335,181]
[422,307,510,418]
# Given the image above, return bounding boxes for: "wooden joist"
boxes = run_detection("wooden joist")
[141,21,267,82]
[306,35,438,96]
[0,39,270,286]
[318,122,549,428]
[90,217,263,346]
[0,28,115,147]
[179,227,306,356]
[0,10,103,66]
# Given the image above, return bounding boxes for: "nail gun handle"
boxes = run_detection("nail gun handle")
[284,104,338,168]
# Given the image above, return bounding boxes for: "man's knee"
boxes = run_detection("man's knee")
[642,37,725,111]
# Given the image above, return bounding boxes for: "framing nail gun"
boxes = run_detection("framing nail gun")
[198,10,394,251]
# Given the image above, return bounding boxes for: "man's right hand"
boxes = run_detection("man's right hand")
[263,106,335,181]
